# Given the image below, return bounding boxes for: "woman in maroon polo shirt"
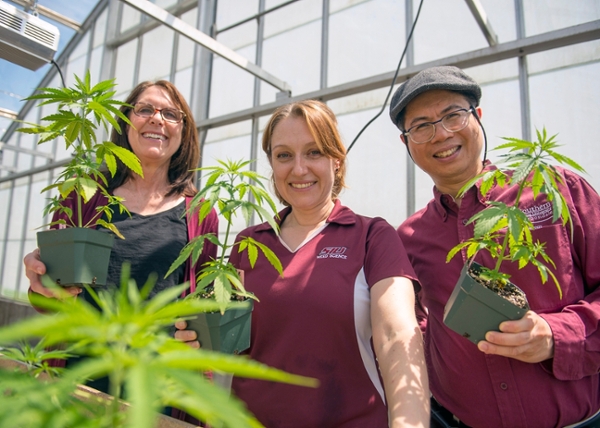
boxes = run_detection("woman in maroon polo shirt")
[228,100,430,427]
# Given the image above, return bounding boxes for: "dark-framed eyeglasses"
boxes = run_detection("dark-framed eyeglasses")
[403,107,475,144]
[132,103,185,123]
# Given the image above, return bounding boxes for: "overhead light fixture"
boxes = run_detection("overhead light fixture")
[0,0,60,70]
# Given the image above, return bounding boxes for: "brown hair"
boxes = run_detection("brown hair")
[262,99,347,206]
[108,80,199,197]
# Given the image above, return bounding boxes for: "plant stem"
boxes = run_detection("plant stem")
[218,177,235,267]
[492,153,536,273]
[77,192,83,228]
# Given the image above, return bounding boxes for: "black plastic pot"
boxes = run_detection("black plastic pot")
[37,228,114,287]
[186,301,253,354]
[443,262,529,344]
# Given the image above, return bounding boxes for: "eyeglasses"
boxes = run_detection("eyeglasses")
[132,103,185,123]
[403,108,475,144]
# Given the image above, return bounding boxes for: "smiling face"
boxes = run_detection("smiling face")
[269,115,339,215]
[402,89,484,197]
[127,86,183,170]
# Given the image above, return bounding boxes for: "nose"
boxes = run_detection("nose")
[148,109,164,124]
[430,120,453,143]
[292,156,308,175]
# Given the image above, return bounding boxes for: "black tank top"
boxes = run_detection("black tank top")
[86,200,188,303]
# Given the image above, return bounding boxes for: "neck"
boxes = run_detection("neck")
[435,162,485,201]
[129,165,170,194]
[286,200,335,229]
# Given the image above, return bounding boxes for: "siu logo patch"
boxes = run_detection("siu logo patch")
[317,246,348,259]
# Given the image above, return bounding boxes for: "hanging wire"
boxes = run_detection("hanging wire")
[346,0,425,153]
[51,59,66,88]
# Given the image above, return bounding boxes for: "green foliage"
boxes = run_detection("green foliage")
[447,129,585,299]
[166,159,284,312]
[17,72,143,231]
[0,265,317,428]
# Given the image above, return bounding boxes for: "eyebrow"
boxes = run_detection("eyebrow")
[407,103,468,128]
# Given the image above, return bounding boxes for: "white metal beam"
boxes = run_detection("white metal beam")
[464,0,498,47]
[119,0,292,93]
[196,19,600,130]
[0,142,54,158]
[8,0,81,31]
[0,107,17,121]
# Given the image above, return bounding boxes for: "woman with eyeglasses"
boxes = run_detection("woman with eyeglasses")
[23,81,217,389]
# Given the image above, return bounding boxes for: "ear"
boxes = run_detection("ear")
[334,159,341,170]
[400,134,408,145]
[475,106,482,119]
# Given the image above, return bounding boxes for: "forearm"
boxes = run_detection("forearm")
[372,277,430,428]
[376,327,430,427]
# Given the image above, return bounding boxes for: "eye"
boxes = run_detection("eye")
[308,149,322,157]
[275,152,291,160]
[162,108,181,122]
[136,104,155,115]
[413,123,431,132]
[444,112,461,121]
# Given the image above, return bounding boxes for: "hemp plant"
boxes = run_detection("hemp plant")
[446,128,585,299]
[0,265,316,428]
[166,159,284,312]
[17,71,143,236]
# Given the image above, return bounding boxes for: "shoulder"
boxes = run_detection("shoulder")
[398,204,432,237]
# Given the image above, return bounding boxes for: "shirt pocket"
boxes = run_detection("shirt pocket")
[520,222,577,312]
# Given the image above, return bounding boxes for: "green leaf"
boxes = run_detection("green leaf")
[79,177,99,203]
[102,141,144,178]
[125,365,160,428]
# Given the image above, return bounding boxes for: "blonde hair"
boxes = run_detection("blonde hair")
[262,100,347,206]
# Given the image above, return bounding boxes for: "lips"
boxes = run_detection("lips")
[434,146,459,159]
[142,132,166,140]
[290,182,315,189]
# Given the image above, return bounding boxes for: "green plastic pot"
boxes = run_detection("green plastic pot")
[443,262,529,344]
[186,301,253,354]
[37,228,114,287]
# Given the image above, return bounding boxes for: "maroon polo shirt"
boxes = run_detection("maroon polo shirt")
[230,200,417,427]
[399,165,600,427]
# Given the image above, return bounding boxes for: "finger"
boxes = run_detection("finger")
[29,282,56,298]
[187,340,200,349]
[24,249,45,275]
[174,320,188,330]
[499,311,535,334]
[174,329,197,342]
[63,286,82,296]
[485,329,529,347]
[478,340,525,357]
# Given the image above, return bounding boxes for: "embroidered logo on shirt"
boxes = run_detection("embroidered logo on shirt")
[522,202,553,227]
[317,246,348,259]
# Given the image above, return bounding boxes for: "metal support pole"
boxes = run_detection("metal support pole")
[405,0,415,218]
[515,0,532,142]
[119,0,292,93]
[320,0,329,90]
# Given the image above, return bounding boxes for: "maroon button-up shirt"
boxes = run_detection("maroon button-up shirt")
[398,165,600,428]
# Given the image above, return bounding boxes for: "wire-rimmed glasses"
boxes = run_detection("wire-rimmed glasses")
[403,107,475,144]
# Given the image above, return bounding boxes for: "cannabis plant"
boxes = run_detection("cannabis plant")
[446,129,585,299]
[17,71,143,236]
[0,265,316,428]
[166,159,283,312]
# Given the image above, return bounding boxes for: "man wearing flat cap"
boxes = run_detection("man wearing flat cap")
[390,65,600,428]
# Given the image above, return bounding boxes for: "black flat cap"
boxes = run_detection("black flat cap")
[389,66,481,130]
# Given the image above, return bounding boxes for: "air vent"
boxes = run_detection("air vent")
[0,1,60,70]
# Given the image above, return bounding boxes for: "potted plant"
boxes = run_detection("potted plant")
[165,159,283,354]
[0,265,317,428]
[444,129,585,344]
[17,72,143,287]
